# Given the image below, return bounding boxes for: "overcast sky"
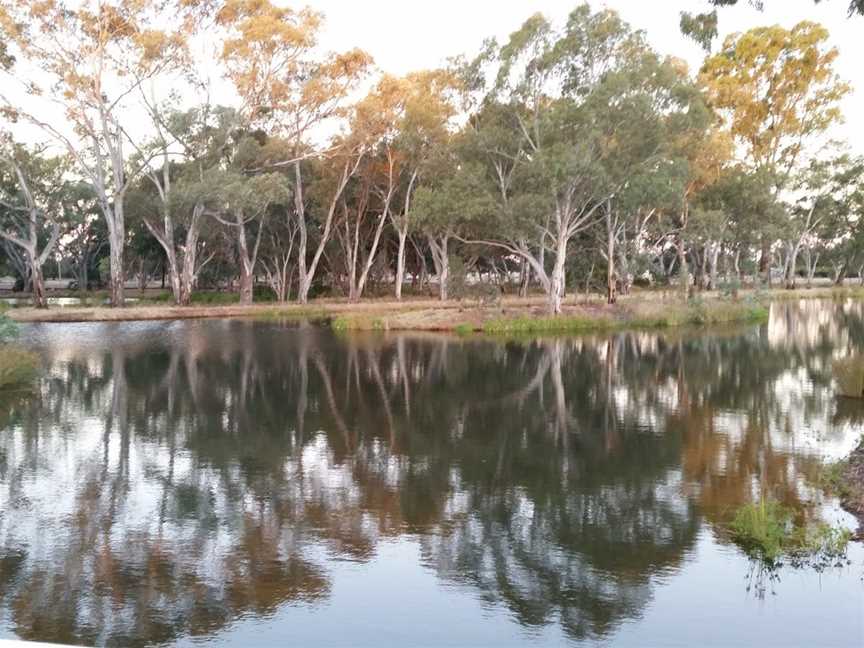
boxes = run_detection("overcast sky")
[303,0,863,153]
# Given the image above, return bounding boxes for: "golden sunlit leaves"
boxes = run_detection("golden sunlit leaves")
[700,21,850,179]
[217,0,372,147]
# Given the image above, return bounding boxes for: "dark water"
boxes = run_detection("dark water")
[0,300,863,647]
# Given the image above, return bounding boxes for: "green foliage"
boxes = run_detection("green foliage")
[483,314,617,334]
[728,499,852,563]
[679,11,718,51]
[453,323,474,336]
[483,299,768,334]
[330,315,385,331]
[143,288,278,306]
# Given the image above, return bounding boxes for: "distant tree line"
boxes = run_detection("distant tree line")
[0,1,861,312]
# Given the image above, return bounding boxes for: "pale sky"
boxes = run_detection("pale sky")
[303,0,863,153]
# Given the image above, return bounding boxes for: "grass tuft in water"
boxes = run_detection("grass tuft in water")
[728,498,852,564]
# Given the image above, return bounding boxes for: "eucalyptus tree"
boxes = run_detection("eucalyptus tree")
[216,0,372,304]
[128,105,236,305]
[814,154,864,285]
[588,54,710,303]
[699,21,850,283]
[385,71,459,299]
[411,152,495,301]
[777,158,847,288]
[690,166,777,287]
[200,135,284,305]
[0,0,197,306]
[0,143,68,307]
[457,6,704,313]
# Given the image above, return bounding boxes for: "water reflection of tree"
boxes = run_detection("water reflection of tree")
[0,303,860,645]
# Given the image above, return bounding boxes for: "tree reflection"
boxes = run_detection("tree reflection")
[0,301,860,645]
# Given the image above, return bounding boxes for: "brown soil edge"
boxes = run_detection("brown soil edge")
[5,287,862,329]
[4,297,726,331]
[835,441,864,539]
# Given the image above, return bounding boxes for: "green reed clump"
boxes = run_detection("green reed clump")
[729,500,791,561]
[728,499,852,563]
[330,315,386,331]
[483,314,617,334]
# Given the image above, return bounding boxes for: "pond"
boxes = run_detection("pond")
[0,299,862,647]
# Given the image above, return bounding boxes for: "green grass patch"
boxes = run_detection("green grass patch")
[727,499,852,563]
[483,314,617,334]
[139,287,279,306]
[482,299,768,334]
[453,323,475,336]
[331,315,386,331]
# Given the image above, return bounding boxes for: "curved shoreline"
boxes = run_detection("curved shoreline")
[4,287,861,332]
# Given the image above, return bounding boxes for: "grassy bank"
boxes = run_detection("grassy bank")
[5,285,860,332]
[482,299,768,334]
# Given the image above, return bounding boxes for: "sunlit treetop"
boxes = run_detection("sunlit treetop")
[699,21,850,186]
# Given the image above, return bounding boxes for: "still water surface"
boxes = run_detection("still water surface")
[0,299,863,647]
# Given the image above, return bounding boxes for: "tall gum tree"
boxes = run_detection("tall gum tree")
[217,0,372,304]
[385,71,458,300]
[459,5,701,314]
[0,0,192,306]
[0,143,66,307]
[699,21,850,287]
[130,105,235,305]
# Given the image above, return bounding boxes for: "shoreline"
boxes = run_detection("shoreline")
[824,438,864,539]
[4,286,862,332]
